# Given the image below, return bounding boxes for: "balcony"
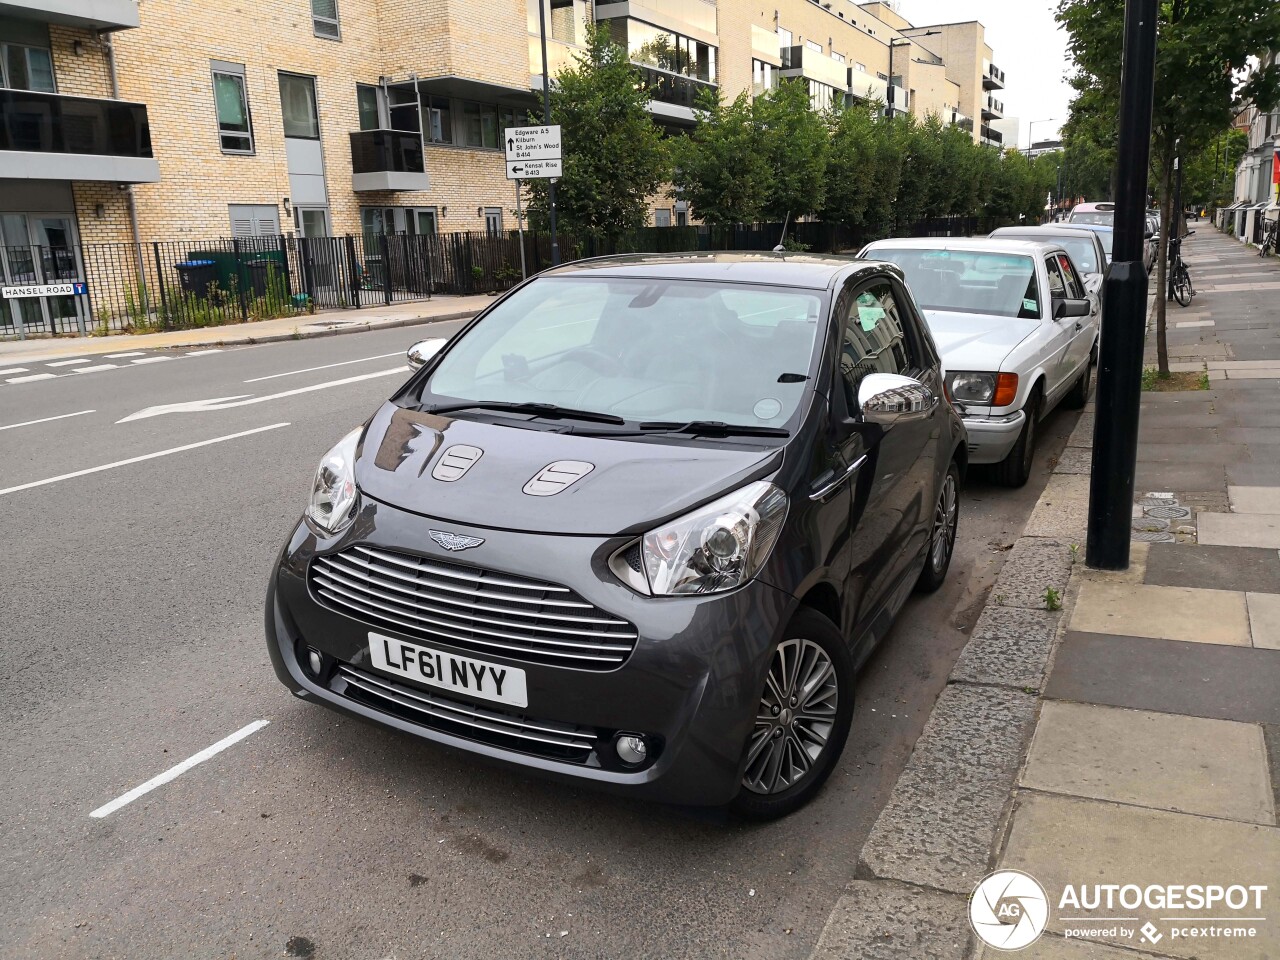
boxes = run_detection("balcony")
[980,124,1003,147]
[951,112,973,132]
[0,0,139,30]
[350,129,429,192]
[983,61,1005,90]
[779,46,849,91]
[0,88,159,182]
[982,94,1004,119]
[636,65,717,124]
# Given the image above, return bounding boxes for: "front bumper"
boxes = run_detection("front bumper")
[960,410,1026,464]
[265,497,796,806]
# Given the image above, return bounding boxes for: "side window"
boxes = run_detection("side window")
[839,280,911,409]
[1057,254,1085,299]
[1044,257,1066,299]
[212,62,253,153]
[312,0,340,38]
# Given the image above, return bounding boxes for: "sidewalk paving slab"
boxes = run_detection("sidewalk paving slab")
[1001,793,1280,960]
[1198,513,1280,549]
[1022,475,1089,541]
[1142,543,1280,594]
[808,881,970,960]
[1245,593,1280,650]
[950,606,1063,691]
[1022,701,1275,824]
[1069,581,1251,647]
[1228,485,1280,514]
[976,935,1178,960]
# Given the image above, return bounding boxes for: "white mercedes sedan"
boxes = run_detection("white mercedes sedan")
[858,237,1098,487]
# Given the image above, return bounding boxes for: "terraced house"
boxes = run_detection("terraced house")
[0,0,1010,333]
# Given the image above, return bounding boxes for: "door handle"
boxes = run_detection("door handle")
[1075,321,1083,331]
[809,454,868,502]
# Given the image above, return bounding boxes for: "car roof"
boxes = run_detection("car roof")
[1073,202,1115,212]
[538,251,897,291]
[862,236,1064,257]
[991,227,1103,245]
[1055,223,1114,235]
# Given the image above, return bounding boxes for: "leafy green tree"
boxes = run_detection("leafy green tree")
[754,80,829,223]
[1183,128,1248,210]
[1058,0,1280,374]
[670,89,770,225]
[524,24,671,242]
[819,100,881,233]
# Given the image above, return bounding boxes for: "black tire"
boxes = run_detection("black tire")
[992,389,1040,488]
[1064,351,1093,409]
[916,460,961,594]
[729,608,854,821]
[1174,268,1193,306]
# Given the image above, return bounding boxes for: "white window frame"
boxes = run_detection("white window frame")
[0,40,56,93]
[311,0,341,39]
[484,207,503,235]
[212,61,254,155]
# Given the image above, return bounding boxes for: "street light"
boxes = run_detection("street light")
[1026,118,1058,155]
[886,30,938,120]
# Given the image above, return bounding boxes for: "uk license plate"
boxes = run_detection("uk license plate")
[368,632,528,708]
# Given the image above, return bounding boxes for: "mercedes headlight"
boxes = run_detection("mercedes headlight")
[948,371,1018,407]
[306,427,362,535]
[624,481,788,596]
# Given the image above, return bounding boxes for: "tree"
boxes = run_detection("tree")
[754,80,829,223]
[819,100,881,233]
[670,89,771,225]
[1058,0,1280,375]
[524,24,671,242]
[1183,128,1248,210]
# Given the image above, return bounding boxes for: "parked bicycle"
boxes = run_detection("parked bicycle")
[1168,230,1195,307]
[1261,218,1278,258]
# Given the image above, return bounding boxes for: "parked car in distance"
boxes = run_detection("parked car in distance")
[1068,201,1115,226]
[1144,215,1160,271]
[989,225,1109,301]
[266,253,967,820]
[1057,223,1115,265]
[858,238,1098,487]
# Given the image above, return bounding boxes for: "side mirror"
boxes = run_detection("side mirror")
[1144,229,1154,240]
[406,337,447,370]
[858,373,936,427]
[1054,298,1091,320]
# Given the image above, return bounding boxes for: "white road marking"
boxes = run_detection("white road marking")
[70,363,118,374]
[0,367,28,376]
[131,356,173,364]
[243,351,407,383]
[6,373,56,383]
[106,351,146,359]
[89,720,270,819]
[0,422,290,497]
[185,348,223,356]
[47,358,91,367]
[118,366,409,422]
[0,409,95,432]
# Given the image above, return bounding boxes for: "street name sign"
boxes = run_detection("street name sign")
[505,125,561,179]
[2,281,87,298]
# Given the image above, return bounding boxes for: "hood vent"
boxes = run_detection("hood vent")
[523,460,594,497]
[431,444,483,482]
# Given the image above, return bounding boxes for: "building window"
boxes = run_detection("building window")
[807,80,839,111]
[805,39,822,53]
[611,19,716,83]
[356,83,382,130]
[387,85,419,132]
[752,59,776,97]
[654,208,671,227]
[279,72,320,139]
[855,61,866,73]
[460,101,517,149]
[777,26,792,48]
[484,208,503,235]
[831,51,845,64]
[311,0,340,39]
[425,96,453,143]
[1,40,55,92]
[212,62,253,154]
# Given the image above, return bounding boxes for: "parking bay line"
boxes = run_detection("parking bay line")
[89,720,270,819]
[243,351,407,383]
[46,358,91,367]
[6,373,56,383]
[0,367,29,376]
[0,409,95,432]
[0,422,289,497]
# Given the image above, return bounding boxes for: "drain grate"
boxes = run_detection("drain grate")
[1132,517,1170,532]
[1132,531,1176,543]
[1137,495,1176,507]
[1146,505,1192,520]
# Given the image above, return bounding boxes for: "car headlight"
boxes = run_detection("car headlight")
[948,371,1019,407]
[634,481,788,596]
[306,427,362,535]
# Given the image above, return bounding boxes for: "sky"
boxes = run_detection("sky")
[901,0,1075,148]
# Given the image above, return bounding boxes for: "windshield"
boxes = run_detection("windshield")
[1069,211,1114,225]
[868,248,1040,319]
[1055,236,1101,274]
[425,276,824,428]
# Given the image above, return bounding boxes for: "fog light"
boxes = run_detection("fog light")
[307,647,323,676]
[615,733,648,765]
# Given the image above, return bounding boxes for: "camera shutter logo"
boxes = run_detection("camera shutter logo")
[970,870,1050,951]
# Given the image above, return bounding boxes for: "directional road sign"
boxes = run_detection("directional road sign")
[505,125,561,179]
[506,158,562,180]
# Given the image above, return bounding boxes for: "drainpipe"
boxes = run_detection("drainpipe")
[101,30,151,323]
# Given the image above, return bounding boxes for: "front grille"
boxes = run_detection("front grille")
[309,544,638,670]
[334,665,597,763]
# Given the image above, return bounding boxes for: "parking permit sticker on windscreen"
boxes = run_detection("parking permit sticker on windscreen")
[1023,298,1038,313]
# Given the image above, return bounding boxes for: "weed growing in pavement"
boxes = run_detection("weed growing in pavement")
[1069,544,1080,564]
[1198,370,1210,390]
[1043,587,1063,611]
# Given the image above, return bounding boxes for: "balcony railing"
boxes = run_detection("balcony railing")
[637,65,718,110]
[779,46,849,91]
[1,88,151,157]
[984,62,1005,89]
[980,124,1003,146]
[983,94,1004,117]
[350,129,430,191]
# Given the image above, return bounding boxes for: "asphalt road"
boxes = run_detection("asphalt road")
[0,325,1079,960]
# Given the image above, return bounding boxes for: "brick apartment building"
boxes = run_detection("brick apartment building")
[0,0,1009,332]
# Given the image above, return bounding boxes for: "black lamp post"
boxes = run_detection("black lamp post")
[886,31,936,120]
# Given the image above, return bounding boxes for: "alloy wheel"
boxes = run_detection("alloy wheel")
[930,472,959,572]
[742,639,839,795]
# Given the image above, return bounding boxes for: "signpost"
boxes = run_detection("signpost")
[506,124,562,277]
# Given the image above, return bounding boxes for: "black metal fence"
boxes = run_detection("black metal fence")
[1,214,1009,337]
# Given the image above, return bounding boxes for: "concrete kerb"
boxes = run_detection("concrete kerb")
[810,406,1096,960]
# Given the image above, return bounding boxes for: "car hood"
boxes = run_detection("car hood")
[354,403,782,536]
[923,310,1040,373]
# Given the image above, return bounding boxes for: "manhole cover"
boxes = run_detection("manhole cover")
[1146,505,1192,520]
[1132,517,1170,532]
[1137,496,1177,507]
[1132,531,1176,543]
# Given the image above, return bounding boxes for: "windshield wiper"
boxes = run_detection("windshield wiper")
[424,401,626,425]
[638,420,791,438]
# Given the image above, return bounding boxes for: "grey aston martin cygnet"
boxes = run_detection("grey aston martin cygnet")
[266,252,966,819]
